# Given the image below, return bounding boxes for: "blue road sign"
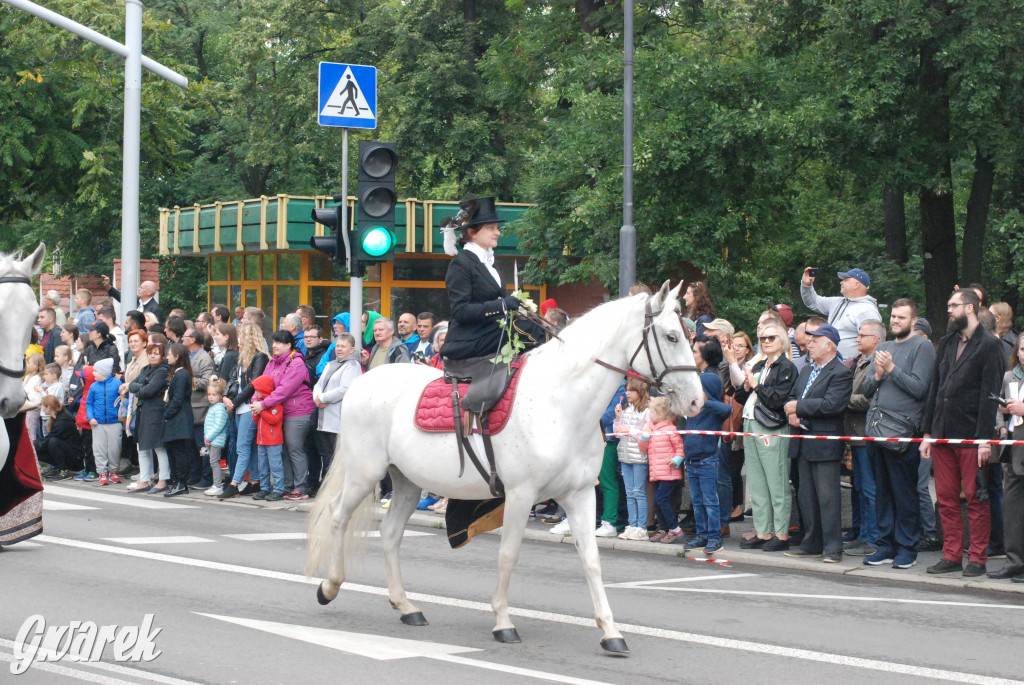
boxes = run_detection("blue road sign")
[318,62,377,129]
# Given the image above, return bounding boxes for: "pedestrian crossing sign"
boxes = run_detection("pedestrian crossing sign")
[318,62,377,129]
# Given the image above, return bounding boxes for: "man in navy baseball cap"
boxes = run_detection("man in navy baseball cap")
[806,322,841,346]
[801,265,881,359]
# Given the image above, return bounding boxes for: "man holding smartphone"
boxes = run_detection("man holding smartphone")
[800,266,882,360]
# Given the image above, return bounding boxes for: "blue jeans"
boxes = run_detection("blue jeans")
[231,412,258,484]
[870,442,921,553]
[851,445,877,544]
[225,414,238,479]
[716,441,732,527]
[653,481,681,531]
[620,462,649,529]
[257,443,285,494]
[686,454,720,540]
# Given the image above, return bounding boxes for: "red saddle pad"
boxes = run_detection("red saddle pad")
[415,359,526,435]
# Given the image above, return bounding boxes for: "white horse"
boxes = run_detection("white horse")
[0,244,45,473]
[306,281,703,654]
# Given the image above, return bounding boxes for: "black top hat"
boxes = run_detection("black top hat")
[463,196,505,227]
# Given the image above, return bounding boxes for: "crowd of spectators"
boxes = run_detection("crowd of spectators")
[20,267,1024,583]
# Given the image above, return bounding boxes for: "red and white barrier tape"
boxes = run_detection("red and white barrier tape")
[609,428,1022,447]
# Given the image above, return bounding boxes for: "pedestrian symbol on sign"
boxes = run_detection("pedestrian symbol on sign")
[320,67,374,121]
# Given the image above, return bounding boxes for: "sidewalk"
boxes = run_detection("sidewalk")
[137,483,1024,596]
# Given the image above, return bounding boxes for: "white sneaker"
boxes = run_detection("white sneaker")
[550,519,571,535]
[595,521,618,538]
[630,528,649,542]
[205,485,224,497]
[618,526,636,540]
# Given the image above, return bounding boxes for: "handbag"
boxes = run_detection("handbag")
[865,406,915,454]
[753,401,787,429]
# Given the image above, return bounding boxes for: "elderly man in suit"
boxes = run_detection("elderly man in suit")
[782,323,854,563]
[921,288,1003,578]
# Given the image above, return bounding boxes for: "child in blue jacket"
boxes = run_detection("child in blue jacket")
[203,379,230,496]
[86,358,123,485]
[682,355,732,554]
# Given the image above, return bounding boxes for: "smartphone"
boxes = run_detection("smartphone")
[808,267,820,278]
[989,393,1009,408]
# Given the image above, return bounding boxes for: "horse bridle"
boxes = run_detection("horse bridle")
[0,275,34,379]
[595,300,701,389]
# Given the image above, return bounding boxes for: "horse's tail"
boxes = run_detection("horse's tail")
[305,436,376,578]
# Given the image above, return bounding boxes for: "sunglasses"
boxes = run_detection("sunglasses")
[758,335,778,343]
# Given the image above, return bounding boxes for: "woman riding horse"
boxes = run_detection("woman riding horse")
[440,196,545,372]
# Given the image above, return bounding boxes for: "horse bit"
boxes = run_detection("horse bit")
[0,275,34,380]
[595,300,701,391]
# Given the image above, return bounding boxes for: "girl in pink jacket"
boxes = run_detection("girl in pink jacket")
[639,397,685,543]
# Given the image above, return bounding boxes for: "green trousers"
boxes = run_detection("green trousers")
[599,442,620,525]
[742,418,792,536]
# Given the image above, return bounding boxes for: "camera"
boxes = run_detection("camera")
[808,267,820,278]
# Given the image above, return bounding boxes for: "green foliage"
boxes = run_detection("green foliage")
[3,0,1024,335]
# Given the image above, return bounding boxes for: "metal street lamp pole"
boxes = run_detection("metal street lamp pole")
[121,0,143,325]
[619,0,636,297]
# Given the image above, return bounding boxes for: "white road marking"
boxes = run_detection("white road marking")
[0,637,203,684]
[222,531,434,541]
[607,585,1024,609]
[103,536,213,545]
[44,485,197,510]
[35,536,1023,685]
[43,499,100,511]
[605,573,757,587]
[198,613,611,685]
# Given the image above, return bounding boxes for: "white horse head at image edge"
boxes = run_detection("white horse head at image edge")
[0,243,46,473]
[306,280,702,655]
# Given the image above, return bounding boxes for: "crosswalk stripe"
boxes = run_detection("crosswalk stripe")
[103,536,213,545]
[222,531,434,541]
[43,499,100,511]
[44,484,197,510]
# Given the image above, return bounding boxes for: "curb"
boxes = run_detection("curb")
[385,508,1024,596]
[130,483,1024,597]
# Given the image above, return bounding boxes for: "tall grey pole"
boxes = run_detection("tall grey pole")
[120,0,143,326]
[344,128,363,355]
[618,0,636,297]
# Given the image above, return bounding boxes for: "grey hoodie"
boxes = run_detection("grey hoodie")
[801,284,881,360]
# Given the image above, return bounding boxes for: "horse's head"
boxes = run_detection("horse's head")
[634,281,704,418]
[0,244,45,419]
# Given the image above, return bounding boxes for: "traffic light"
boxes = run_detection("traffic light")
[310,193,347,266]
[355,141,397,265]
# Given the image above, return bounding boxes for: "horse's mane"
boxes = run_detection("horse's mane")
[528,293,649,375]
[0,250,33,279]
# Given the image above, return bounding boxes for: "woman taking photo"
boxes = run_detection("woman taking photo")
[221,323,269,499]
[683,282,716,337]
[162,343,195,497]
[127,336,171,493]
[738,321,797,551]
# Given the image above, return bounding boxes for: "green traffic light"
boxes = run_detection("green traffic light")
[362,226,393,257]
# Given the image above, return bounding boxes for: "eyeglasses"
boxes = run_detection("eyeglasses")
[758,335,778,343]
[856,333,879,339]
[947,302,967,310]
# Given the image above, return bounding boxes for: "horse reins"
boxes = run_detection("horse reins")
[0,275,34,379]
[595,300,700,390]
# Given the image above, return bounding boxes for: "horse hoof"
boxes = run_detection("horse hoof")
[492,628,521,644]
[600,637,630,655]
[316,584,333,606]
[401,612,428,626]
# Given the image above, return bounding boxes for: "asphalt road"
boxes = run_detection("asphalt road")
[3,483,1023,685]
